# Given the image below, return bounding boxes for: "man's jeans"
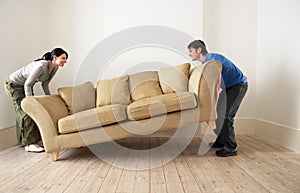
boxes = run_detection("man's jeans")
[215,82,248,151]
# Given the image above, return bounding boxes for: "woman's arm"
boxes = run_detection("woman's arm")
[41,67,58,95]
[24,67,43,96]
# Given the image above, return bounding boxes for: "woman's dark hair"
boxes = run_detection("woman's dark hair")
[187,40,208,55]
[35,48,68,61]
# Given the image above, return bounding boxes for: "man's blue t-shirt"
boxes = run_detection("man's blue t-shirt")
[205,53,247,88]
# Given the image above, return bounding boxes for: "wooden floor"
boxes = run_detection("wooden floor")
[0,135,299,193]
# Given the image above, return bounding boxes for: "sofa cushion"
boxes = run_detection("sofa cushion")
[127,92,197,121]
[58,82,95,114]
[96,75,130,107]
[58,104,127,134]
[158,63,191,94]
[129,71,163,101]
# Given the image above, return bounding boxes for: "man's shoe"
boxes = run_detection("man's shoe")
[216,148,237,157]
[208,142,223,148]
[24,144,44,153]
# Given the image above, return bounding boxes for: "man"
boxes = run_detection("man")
[188,40,248,157]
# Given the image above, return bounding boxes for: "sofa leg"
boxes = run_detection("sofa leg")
[207,121,216,129]
[50,150,60,161]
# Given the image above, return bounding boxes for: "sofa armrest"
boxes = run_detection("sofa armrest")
[189,60,222,124]
[21,95,69,152]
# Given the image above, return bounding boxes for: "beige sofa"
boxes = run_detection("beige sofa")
[21,61,221,161]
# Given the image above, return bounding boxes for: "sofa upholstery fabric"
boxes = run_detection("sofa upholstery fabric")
[58,82,95,114]
[58,104,127,134]
[21,60,222,161]
[158,63,191,94]
[127,92,197,121]
[96,75,130,107]
[129,71,162,101]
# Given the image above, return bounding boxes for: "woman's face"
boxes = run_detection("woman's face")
[54,53,67,67]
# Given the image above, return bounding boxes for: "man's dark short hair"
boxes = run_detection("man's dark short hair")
[188,40,208,55]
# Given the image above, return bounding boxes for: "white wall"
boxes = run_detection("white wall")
[98,0,203,79]
[43,0,203,86]
[203,0,258,118]
[42,0,106,89]
[1,0,299,149]
[203,0,300,131]
[0,0,203,130]
[256,0,300,129]
[78,0,203,83]
[0,0,45,129]
[102,0,202,38]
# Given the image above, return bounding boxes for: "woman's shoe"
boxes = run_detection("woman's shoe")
[24,144,44,153]
[38,140,44,147]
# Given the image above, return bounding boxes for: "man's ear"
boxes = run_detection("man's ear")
[197,47,202,53]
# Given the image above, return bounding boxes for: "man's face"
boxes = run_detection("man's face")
[188,48,201,61]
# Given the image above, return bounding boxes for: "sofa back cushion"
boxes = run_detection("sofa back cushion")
[96,75,130,107]
[158,63,191,94]
[129,71,163,101]
[58,82,95,114]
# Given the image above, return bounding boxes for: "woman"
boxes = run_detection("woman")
[4,48,68,152]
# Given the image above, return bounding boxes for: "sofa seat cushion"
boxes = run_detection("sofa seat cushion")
[58,104,127,134]
[127,92,197,121]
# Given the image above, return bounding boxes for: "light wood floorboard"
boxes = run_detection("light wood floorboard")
[0,135,299,193]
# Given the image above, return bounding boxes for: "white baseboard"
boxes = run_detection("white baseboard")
[0,126,17,151]
[254,119,300,153]
[235,118,256,135]
[199,118,256,135]
[149,118,255,137]
[199,118,299,152]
